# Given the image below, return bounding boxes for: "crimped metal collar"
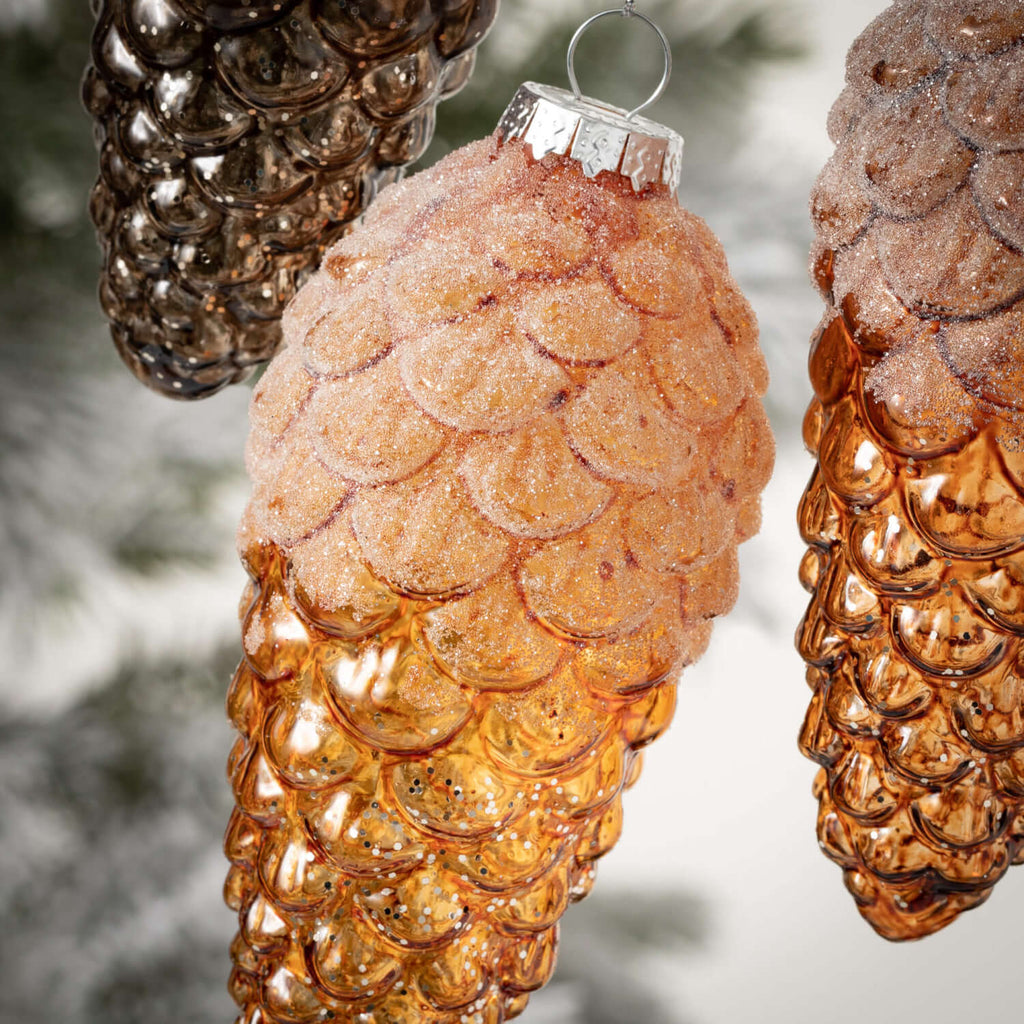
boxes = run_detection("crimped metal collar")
[497,81,683,196]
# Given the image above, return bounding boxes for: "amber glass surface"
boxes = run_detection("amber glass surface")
[83,0,498,398]
[227,136,773,1022]
[798,0,1024,942]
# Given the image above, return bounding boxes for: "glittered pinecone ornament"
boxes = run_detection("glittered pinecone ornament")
[224,17,773,1017]
[798,0,1024,941]
[82,0,497,399]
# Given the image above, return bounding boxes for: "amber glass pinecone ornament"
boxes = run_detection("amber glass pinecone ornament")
[798,0,1024,942]
[82,0,497,398]
[224,27,774,1020]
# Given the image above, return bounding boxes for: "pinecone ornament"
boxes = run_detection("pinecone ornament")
[82,0,497,399]
[798,0,1024,941]
[226,92,773,1021]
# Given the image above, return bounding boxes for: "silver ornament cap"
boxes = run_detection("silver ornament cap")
[497,82,684,195]
[495,6,682,195]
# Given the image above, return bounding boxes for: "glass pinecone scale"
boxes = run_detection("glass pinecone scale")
[798,0,1024,942]
[83,0,497,398]
[227,102,774,1019]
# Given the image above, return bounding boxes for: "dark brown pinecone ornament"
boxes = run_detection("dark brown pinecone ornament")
[82,0,497,398]
[798,0,1024,941]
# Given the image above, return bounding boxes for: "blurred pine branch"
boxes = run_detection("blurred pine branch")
[0,0,98,350]
[0,644,238,1023]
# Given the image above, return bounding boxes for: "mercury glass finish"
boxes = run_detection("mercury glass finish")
[82,0,498,398]
[797,0,1024,942]
[227,133,773,1021]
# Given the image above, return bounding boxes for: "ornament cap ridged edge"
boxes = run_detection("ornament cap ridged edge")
[496,81,683,195]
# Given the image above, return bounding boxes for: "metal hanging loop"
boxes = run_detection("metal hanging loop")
[566,3,673,120]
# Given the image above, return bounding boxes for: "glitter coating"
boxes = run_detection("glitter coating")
[799,0,1024,942]
[83,0,497,398]
[229,135,773,1020]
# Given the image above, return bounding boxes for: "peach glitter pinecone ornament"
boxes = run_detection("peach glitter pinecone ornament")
[226,75,773,1021]
[798,0,1024,941]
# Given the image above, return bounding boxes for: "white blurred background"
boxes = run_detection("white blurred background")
[1,0,1020,1021]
